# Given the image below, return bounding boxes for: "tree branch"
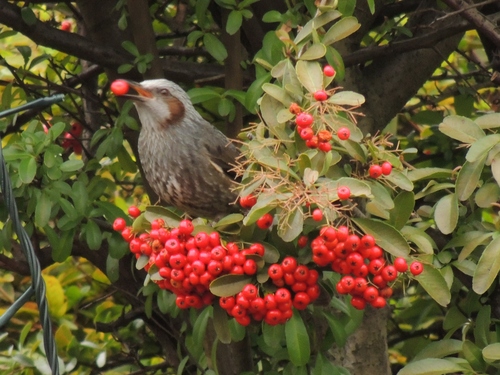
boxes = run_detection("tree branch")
[441,0,500,48]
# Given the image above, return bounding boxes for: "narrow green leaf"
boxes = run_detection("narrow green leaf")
[473,236,500,294]
[462,340,486,371]
[352,218,411,257]
[262,83,294,106]
[401,226,435,254]
[407,168,452,181]
[209,274,252,297]
[474,305,491,348]
[456,231,492,261]
[19,156,37,184]
[21,7,37,26]
[213,304,231,344]
[323,311,347,347]
[323,17,361,45]
[483,343,500,363]
[399,358,469,375]
[226,10,242,35]
[434,194,458,235]
[204,33,227,62]
[466,134,500,163]
[106,255,120,283]
[188,87,221,103]
[299,43,327,60]
[475,183,500,208]
[384,171,413,191]
[416,264,451,306]
[35,191,52,228]
[295,60,323,93]
[278,207,303,242]
[456,157,485,201]
[60,159,84,173]
[193,307,211,349]
[475,113,500,129]
[328,91,365,106]
[285,310,310,366]
[438,115,485,143]
[413,339,463,361]
[294,10,341,44]
[85,220,102,250]
[389,191,415,230]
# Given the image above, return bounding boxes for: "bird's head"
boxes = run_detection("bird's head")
[123,79,191,129]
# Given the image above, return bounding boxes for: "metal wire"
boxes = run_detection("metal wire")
[0,95,65,375]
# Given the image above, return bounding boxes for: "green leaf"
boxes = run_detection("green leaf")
[144,206,181,227]
[21,7,37,25]
[296,60,323,94]
[294,10,341,44]
[384,171,413,191]
[262,10,283,23]
[85,220,102,250]
[106,255,120,283]
[456,157,485,201]
[407,168,452,181]
[203,33,227,62]
[474,305,491,348]
[50,227,75,262]
[243,195,278,226]
[262,83,293,106]
[389,191,415,230]
[466,134,500,163]
[438,115,485,143]
[473,236,500,294]
[434,194,458,235]
[213,304,231,344]
[416,264,451,306]
[323,311,347,347]
[299,43,327,60]
[462,340,486,371]
[135,255,150,270]
[490,151,500,187]
[323,17,361,45]
[60,159,84,173]
[209,274,252,297]
[475,113,500,129]
[454,231,493,261]
[285,310,311,366]
[226,10,242,35]
[413,339,463,361]
[401,226,435,255]
[19,156,37,184]
[475,183,500,208]
[72,181,88,216]
[193,307,211,350]
[399,358,469,375]
[35,191,52,228]
[188,87,221,103]
[122,40,139,56]
[278,207,303,242]
[328,91,365,106]
[352,218,411,257]
[483,343,500,364]
[262,242,280,263]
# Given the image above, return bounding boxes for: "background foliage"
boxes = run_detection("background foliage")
[0,0,500,374]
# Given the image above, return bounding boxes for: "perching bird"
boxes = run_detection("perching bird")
[122,79,240,219]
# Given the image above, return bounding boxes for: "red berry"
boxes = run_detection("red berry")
[293,292,311,310]
[337,186,351,200]
[112,217,127,231]
[340,275,355,293]
[241,284,258,300]
[380,287,393,299]
[337,226,349,242]
[353,277,368,294]
[299,127,314,140]
[371,296,387,308]
[410,261,424,276]
[240,194,257,208]
[110,79,130,96]
[281,257,298,273]
[393,257,408,273]
[369,165,383,179]
[363,286,379,302]
[381,265,398,282]
[381,161,393,175]
[305,136,319,149]
[249,297,266,314]
[219,296,236,311]
[268,264,284,280]
[351,296,366,310]
[313,90,328,101]
[60,20,71,31]
[194,232,210,248]
[275,288,292,304]
[312,208,323,221]
[368,258,385,275]
[256,213,273,230]
[178,219,194,235]
[294,265,309,282]
[323,65,336,77]
[295,112,314,127]
[297,235,308,248]
[265,309,283,326]
[128,205,141,218]
[207,260,223,276]
[361,234,375,249]
[337,127,350,140]
[243,259,258,275]
[318,141,332,152]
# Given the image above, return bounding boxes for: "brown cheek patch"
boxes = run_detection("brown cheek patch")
[164,97,186,126]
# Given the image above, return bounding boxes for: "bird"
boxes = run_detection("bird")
[122,79,240,219]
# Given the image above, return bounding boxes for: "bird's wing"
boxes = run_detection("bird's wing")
[202,129,240,179]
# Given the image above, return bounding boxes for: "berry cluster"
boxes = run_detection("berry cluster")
[113,216,262,310]
[294,112,333,152]
[220,259,320,326]
[368,161,392,179]
[310,225,423,310]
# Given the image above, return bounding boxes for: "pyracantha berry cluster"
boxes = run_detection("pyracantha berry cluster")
[310,225,423,310]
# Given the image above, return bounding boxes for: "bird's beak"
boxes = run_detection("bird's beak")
[122,80,154,101]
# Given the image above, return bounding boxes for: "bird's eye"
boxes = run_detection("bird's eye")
[159,88,170,96]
